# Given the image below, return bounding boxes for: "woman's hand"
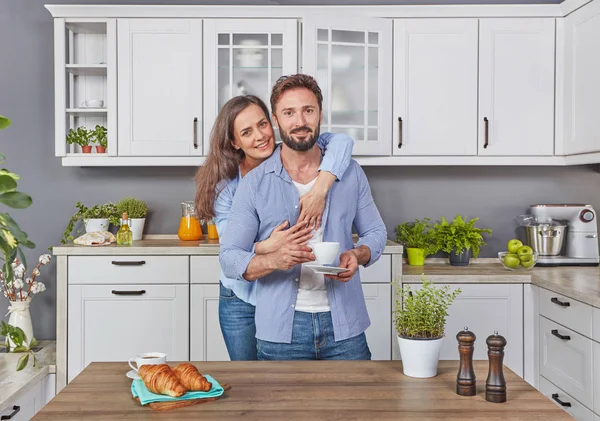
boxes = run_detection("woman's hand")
[298,189,327,229]
[255,220,314,255]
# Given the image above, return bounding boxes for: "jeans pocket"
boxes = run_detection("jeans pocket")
[219,283,236,299]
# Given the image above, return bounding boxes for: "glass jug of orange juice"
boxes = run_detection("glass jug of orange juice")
[178,201,202,241]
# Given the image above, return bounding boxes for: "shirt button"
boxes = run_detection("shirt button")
[290,304,295,308]
[294,205,298,209]
[294,278,299,282]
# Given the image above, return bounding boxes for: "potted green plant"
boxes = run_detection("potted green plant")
[61,201,119,244]
[395,218,438,266]
[1,322,40,371]
[116,196,148,240]
[394,276,461,378]
[66,127,93,153]
[434,215,492,266]
[92,125,107,153]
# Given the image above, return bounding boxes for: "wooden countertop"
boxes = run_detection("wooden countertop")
[33,360,570,421]
[403,259,600,308]
[51,235,403,256]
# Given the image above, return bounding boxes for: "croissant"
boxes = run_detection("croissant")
[172,363,212,392]
[138,364,187,398]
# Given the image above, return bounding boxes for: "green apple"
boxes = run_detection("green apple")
[504,253,520,269]
[507,239,523,253]
[517,245,534,259]
[520,254,536,268]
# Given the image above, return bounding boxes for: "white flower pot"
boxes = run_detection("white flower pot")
[7,300,34,348]
[84,218,109,232]
[128,218,146,241]
[397,336,444,378]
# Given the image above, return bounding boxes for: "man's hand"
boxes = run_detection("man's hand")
[326,250,358,282]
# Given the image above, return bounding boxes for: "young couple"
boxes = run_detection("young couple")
[195,74,387,361]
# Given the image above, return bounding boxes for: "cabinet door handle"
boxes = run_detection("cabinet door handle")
[483,117,489,149]
[550,297,570,307]
[111,290,146,296]
[193,117,199,150]
[551,329,571,341]
[1,405,20,420]
[111,260,146,266]
[397,117,403,149]
[551,393,572,407]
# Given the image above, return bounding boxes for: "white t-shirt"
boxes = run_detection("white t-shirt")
[292,178,330,313]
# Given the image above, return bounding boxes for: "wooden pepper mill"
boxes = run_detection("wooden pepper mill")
[485,331,507,403]
[456,327,476,396]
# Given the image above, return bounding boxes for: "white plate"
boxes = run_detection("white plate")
[126,369,140,380]
[304,264,347,275]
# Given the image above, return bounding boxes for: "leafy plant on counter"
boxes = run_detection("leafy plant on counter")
[92,125,107,148]
[395,218,438,256]
[66,126,92,147]
[61,202,120,244]
[116,196,148,219]
[433,215,492,258]
[394,276,461,339]
[0,321,38,371]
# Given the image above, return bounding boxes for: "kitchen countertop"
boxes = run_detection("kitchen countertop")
[403,259,600,308]
[51,235,404,255]
[0,341,56,411]
[32,360,571,421]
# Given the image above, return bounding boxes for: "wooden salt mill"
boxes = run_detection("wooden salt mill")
[456,327,476,396]
[485,331,507,403]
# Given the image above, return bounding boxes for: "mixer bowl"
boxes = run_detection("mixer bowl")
[524,223,566,256]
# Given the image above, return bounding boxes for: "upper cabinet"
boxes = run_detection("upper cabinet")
[117,19,203,156]
[202,19,298,155]
[393,19,478,156]
[303,16,393,156]
[478,18,555,156]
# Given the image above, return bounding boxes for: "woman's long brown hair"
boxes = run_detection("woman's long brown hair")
[195,95,272,220]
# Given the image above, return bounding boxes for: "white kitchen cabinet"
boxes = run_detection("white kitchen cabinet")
[561,0,600,156]
[117,19,203,156]
[362,283,391,360]
[594,342,599,415]
[404,283,524,377]
[68,284,189,382]
[393,19,478,156]
[202,19,298,155]
[303,15,393,156]
[0,374,55,421]
[478,18,555,156]
[539,376,595,421]
[190,284,230,362]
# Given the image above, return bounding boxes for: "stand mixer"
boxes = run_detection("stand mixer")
[527,204,599,266]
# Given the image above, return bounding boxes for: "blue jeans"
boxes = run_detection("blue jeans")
[218,282,257,361]
[257,311,371,360]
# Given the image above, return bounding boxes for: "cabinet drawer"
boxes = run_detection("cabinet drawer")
[68,256,188,284]
[191,256,221,284]
[540,288,592,337]
[594,342,600,414]
[540,316,594,408]
[359,254,391,284]
[593,307,600,342]
[539,376,594,421]
[362,283,391,360]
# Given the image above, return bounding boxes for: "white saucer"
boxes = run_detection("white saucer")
[304,264,347,275]
[126,369,140,380]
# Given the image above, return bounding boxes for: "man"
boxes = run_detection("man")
[220,74,387,360]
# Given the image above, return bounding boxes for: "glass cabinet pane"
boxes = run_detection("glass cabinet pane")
[332,30,365,44]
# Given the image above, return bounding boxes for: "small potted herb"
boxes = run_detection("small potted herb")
[434,215,492,266]
[395,218,438,266]
[66,127,93,153]
[61,202,119,244]
[92,125,107,153]
[116,197,149,240]
[394,276,461,378]
[1,322,40,371]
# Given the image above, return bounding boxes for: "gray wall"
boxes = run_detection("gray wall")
[0,0,592,340]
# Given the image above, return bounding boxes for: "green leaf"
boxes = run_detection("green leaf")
[17,246,27,268]
[9,326,24,347]
[13,345,27,352]
[0,175,17,193]
[1,213,31,244]
[29,337,38,348]
[16,353,29,371]
[0,191,32,209]
[0,321,10,336]
[0,116,10,129]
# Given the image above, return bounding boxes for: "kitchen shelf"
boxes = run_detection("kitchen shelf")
[66,64,107,76]
[218,66,283,69]
[66,108,108,117]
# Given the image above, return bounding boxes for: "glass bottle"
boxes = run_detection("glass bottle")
[178,201,203,241]
[117,211,133,245]
[207,218,219,240]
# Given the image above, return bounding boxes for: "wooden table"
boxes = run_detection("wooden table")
[33,360,572,420]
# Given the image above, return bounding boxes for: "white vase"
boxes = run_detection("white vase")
[84,218,109,232]
[7,300,34,348]
[397,336,444,378]
[128,218,146,241]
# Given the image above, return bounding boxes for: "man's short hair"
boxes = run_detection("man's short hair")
[270,74,324,114]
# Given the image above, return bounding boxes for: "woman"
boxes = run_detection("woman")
[195,95,353,361]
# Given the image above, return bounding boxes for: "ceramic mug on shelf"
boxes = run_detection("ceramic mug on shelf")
[81,99,104,108]
[128,352,167,371]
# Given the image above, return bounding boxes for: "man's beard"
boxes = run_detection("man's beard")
[280,125,321,152]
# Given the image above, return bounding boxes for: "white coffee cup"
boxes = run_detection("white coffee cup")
[128,352,167,371]
[312,242,340,265]
[82,99,104,108]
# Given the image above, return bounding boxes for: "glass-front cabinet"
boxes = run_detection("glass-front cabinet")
[202,19,298,155]
[303,16,392,156]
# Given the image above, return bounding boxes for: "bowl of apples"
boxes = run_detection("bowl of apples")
[499,239,538,271]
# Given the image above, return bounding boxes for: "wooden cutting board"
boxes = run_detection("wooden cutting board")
[133,384,231,411]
